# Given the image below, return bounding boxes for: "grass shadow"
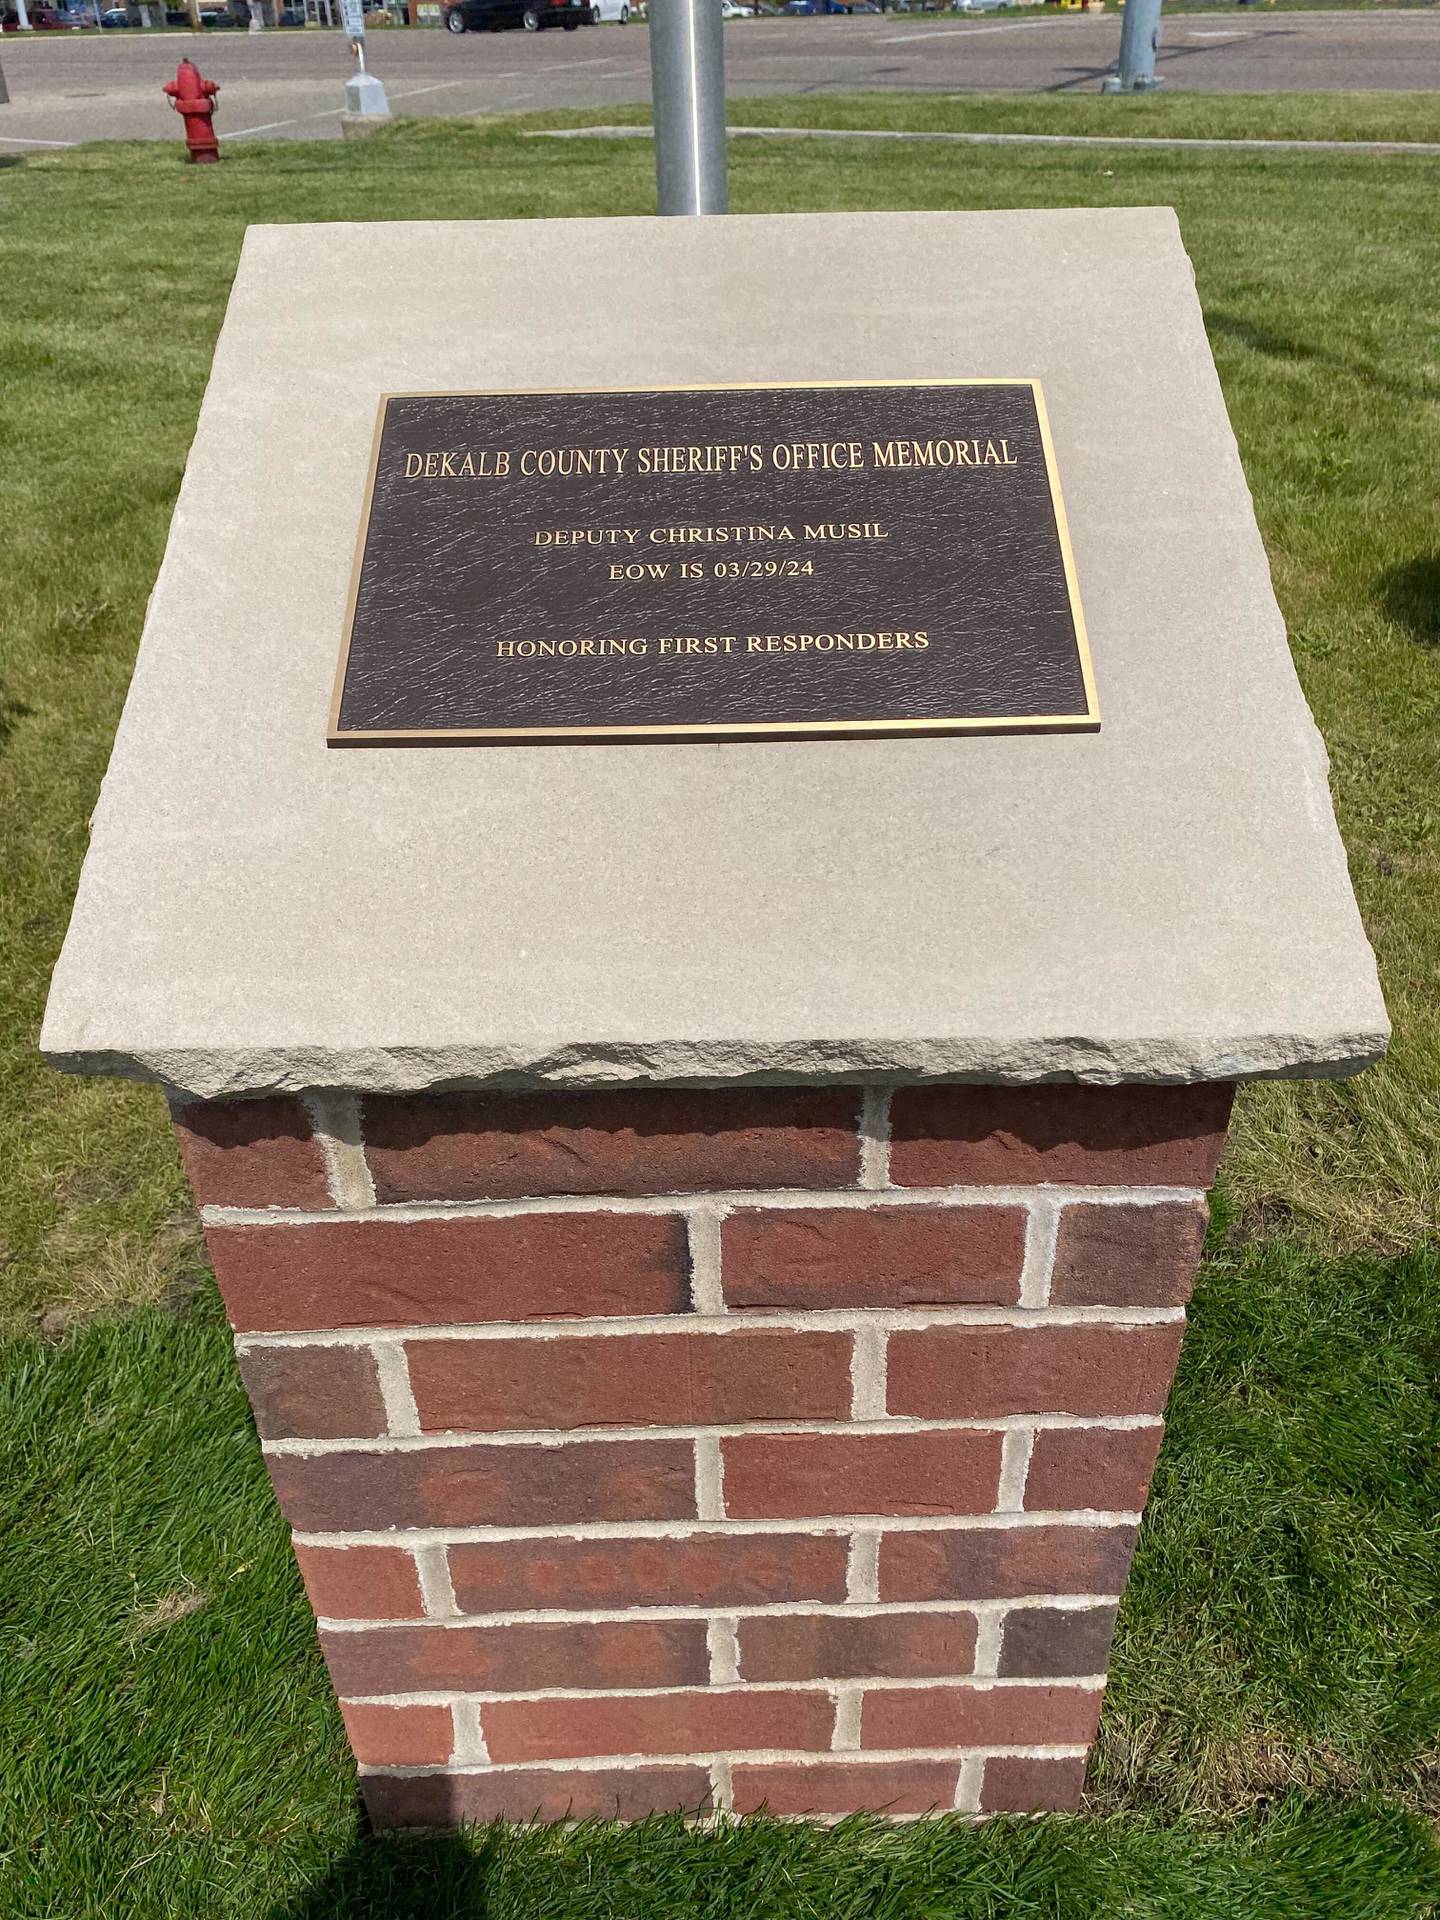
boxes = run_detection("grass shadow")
[0,685,33,751]
[270,1821,492,1920]
[1377,554,1440,647]
[1208,312,1324,365]
[1207,311,1440,407]
[259,1799,1440,1920]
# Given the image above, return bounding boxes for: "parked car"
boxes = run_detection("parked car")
[100,6,131,21]
[720,0,754,14]
[590,0,629,20]
[11,5,86,24]
[446,0,588,27]
[784,0,850,13]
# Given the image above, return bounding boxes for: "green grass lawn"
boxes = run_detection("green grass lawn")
[543,88,1440,144]
[746,91,1440,143]
[1,100,1438,1918]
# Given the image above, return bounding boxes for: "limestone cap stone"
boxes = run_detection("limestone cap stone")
[41,209,1387,1099]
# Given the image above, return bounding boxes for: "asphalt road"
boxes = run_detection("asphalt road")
[1,8,1437,146]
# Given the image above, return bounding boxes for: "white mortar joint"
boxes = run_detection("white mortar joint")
[302,1091,376,1212]
[859,1088,892,1189]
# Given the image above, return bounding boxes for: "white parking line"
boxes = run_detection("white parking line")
[876,18,1049,43]
[228,106,347,138]
[388,78,480,100]
[228,75,478,139]
[0,133,79,148]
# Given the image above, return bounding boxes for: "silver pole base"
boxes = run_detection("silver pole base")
[345,70,391,116]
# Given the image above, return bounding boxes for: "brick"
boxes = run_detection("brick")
[448,1532,849,1613]
[407,1328,852,1434]
[205,1212,689,1334]
[738,1611,977,1682]
[171,1096,332,1211]
[722,1430,1003,1520]
[732,1760,960,1817]
[362,1086,862,1203]
[861,1683,1103,1750]
[879,1524,1138,1602]
[721,1206,1026,1311]
[1024,1426,1165,1514]
[293,1543,425,1620]
[886,1325,1185,1420]
[979,1753,1088,1815]
[266,1438,696,1531]
[236,1343,386,1441]
[888,1084,1233,1190]
[339,1701,453,1768]
[363,1766,713,1828]
[998,1605,1118,1679]
[1050,1200,1208,1307]
[321,1619,706,1695]
[484,1688,835,1764]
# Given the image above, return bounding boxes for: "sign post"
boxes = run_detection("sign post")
[1103,0,1164,91]
[649,0,727,215]
[340,0,392,122]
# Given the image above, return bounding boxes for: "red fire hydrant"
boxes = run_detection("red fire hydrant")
[164,58,220,165]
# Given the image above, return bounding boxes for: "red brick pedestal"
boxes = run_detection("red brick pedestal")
[178,1080,1230,1825]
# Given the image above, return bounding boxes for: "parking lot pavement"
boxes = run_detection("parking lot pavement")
[1,8,1437,147]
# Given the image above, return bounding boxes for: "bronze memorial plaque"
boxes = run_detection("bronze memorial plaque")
[329,381,1096,745]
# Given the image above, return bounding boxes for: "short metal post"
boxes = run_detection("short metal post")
[1102,0,1164,92]
[649,0,727,216]
[340,0,391,120]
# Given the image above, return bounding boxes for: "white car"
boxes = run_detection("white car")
[721,0,754,15]
[591,0,631,17]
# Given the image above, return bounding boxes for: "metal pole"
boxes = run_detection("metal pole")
[649,0,727,216]
[341,0,391,119]
[1102,0,1163,91]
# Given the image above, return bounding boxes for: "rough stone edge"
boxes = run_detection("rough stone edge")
[39,1024,1390,1103]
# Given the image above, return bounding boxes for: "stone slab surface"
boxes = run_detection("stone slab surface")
[41,210,1387,1098]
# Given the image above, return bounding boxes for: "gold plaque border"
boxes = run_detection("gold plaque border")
[327,379,1099,746]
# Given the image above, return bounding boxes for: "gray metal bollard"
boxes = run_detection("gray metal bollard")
[339,0,391,127]
[649,0,727,215]
[345,67,392,117]
[1102,0,1164,93]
